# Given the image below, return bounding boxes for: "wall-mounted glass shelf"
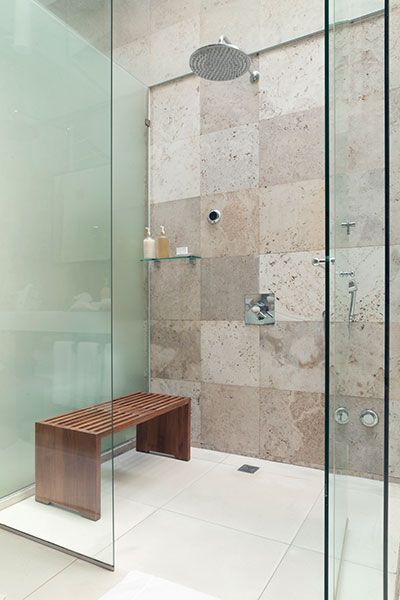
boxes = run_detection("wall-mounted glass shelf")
[141,255,201,264]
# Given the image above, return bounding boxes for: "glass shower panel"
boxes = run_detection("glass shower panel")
[389,2,400,599]
[329,0,387,598]
[0,0,114,566]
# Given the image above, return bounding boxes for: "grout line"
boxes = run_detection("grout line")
[22,558,78,599]
[288,487,324,547]
[256,484,324,600]
[161,506,290,547]
[111,455,222,549]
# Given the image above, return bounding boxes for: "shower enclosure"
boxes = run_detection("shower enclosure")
[328,0,399,598]
[0,0,147,568]
[0,1,399,598]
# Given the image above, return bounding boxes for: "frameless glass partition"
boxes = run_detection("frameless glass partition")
[328,0,400,598]
[389,2,400,600]
[0,0,114,566]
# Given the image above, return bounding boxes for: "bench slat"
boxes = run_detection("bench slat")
[38,392,191,438]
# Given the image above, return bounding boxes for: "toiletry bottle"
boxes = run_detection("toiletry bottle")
[157,225,170,258]
[143,227,156,259]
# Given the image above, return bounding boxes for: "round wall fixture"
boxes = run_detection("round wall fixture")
[208,209,221,224]
[360,409,379,428]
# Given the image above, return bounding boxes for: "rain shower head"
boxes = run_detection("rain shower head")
[189,36,259,83]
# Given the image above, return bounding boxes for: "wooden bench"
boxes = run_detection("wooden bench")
[35,392,191,521]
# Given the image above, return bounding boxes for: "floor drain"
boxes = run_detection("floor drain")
[238,464,259,474]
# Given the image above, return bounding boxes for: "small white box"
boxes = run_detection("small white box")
[176,246,189,256]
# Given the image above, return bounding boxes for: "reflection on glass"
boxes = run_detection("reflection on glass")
[0,0,114,566]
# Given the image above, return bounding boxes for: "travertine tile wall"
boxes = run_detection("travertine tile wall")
[147,2,327,469]
[147,5,399,474]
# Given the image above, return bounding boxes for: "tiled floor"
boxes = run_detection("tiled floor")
[0,448,398,600]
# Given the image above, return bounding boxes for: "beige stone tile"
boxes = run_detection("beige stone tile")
[390,400,400,479]
[334,170,384,249]
[201,123,259,195]
[334,15,384,103]
[200,60,260,134]
[113,0,151,48]
[151,260,201,320]
[259,388,324,468]
[200,0,262,54]
[201,189,260,258]
[390,323,400,399]
[259,109,324,187]
[390,9,400,90]
[151,320,201,380]
[151,378,202,443]
[201,256,259,320]
[391,245,400,323]
[335,94,384,177]
[391,91,400,247]
[201,383,260,455]
[333,246,385,323]
[201,321,260,387]
[332,322,384,399]
[259,180,324,253]
[259,35,324,121]
[149,17,200,84]
[331,395,385,478]
[259,0,323,48]
[151,136,200,203]
[150,0,201,32]
[260,322,324,393]
[151,78,200,146]
[259,251,324,322]
[113,37,150,85]
[151,197,201,256]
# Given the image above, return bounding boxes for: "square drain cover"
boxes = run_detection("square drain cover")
[238,464,259,474]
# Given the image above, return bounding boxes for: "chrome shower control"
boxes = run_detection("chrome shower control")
[334,407,349,425]
[360,409,379,428]
[312,256,335,267]
[245,293,275,325]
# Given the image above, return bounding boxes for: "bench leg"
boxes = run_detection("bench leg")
[136,403,191,461]
[35,423,101,521]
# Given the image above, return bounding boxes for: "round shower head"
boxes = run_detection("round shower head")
[189,36,251,82]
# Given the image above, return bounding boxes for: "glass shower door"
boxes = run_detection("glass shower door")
[328,0,391,598]
[0,0,114,567]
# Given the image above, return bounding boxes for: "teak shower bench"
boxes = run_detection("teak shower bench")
[35,392,191,521]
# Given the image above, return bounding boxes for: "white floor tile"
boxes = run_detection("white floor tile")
[112,510,287,600]
[224,454,324,482]
[260,547,324,600]
[99,570,220,600]
[0,494,154,563]
[165,463,323,543]
[337,560,396,600]
[191,448,229,463]
[25,560,128,600]
[340,482,400,573]
[0,528,74,600]
[293,491,324,553]
[113,451,217,507]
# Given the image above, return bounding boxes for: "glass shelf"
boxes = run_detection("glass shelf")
[141,255,201,263]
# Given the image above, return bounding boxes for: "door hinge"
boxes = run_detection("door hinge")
[145,118,151,128]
